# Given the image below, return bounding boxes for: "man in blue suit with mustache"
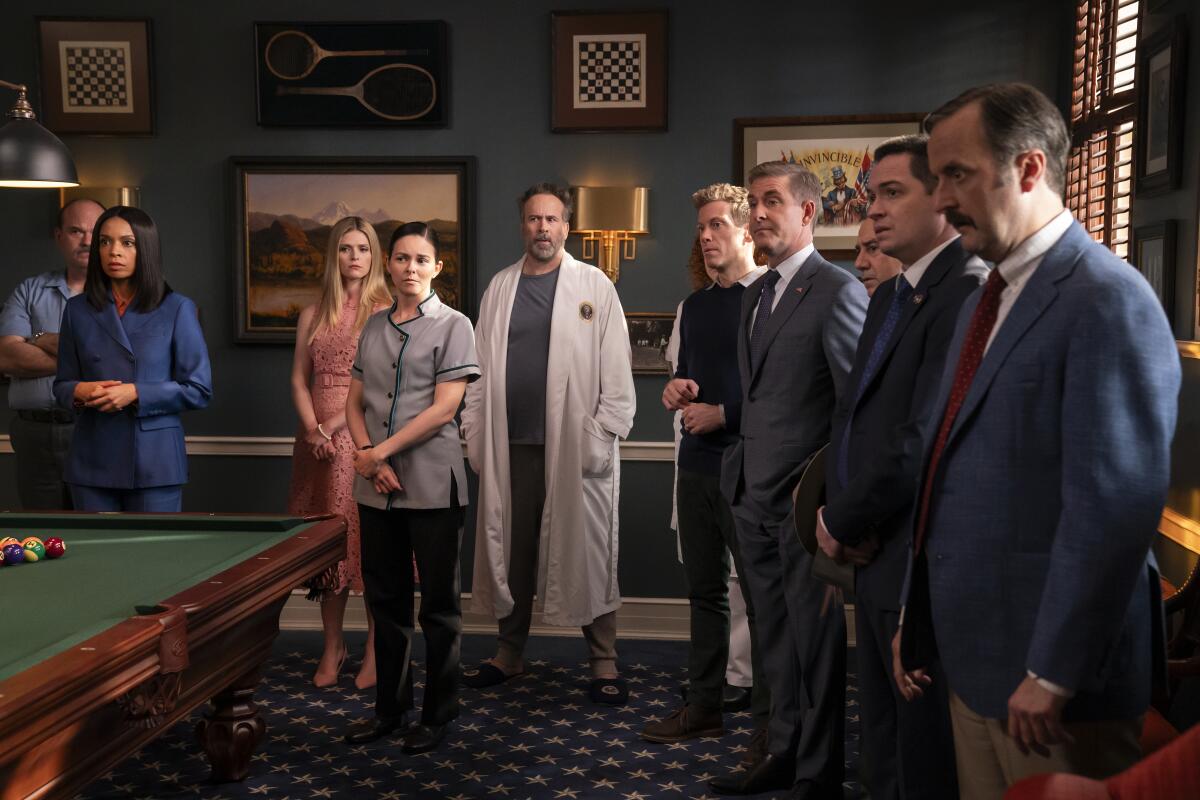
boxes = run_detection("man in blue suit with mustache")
[895,83,1180,798]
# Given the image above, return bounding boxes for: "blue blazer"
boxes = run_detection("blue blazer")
[53,291,212,489]
[904,220,1180,722]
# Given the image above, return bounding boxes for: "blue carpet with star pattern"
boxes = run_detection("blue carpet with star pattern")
[78,632,863,800]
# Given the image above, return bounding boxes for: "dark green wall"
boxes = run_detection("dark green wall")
[0,0,1074,597]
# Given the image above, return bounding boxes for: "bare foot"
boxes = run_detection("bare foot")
[313,644,347,688]
[355,651,377,690]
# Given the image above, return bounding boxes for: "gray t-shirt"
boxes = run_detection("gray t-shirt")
[506,267,559,444]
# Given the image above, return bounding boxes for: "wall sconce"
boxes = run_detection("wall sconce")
[571,186,649,283]
[0,80,78,188]
[61,186,142,209]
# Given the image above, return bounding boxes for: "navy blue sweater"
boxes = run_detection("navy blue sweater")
[676,281,747,477]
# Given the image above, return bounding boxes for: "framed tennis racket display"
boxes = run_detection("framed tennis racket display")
[255,21,449,127]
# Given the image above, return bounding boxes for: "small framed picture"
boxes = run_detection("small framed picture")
[626,312,675,374]
[1135,16,1187,196]
[36,17,154,135]
[1131,221,1176,324]
[734,114,923,259]
[550,10,668,133]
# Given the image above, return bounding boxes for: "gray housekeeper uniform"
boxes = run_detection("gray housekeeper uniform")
[350,291,480,728]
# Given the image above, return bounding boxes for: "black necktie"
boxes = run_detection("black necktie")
[749,269,781,363]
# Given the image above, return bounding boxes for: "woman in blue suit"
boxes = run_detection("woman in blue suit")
[53,206,212,512]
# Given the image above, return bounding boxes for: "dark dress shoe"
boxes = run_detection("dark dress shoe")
[708,752,795,795]
[722,682,752,712]
[787,780,841,800]
[343,715,407,744]
[401,723,446,754]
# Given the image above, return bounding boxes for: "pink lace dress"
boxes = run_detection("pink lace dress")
[288,301,364,595]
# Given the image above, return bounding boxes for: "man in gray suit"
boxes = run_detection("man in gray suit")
[712,161,867,799]
[895,83,1180,798]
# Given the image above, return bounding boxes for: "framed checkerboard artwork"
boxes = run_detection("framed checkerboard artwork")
[36,18,154,135]
[551,11,667,132]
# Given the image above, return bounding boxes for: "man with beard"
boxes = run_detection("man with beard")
[462,182,636,704]
[0,198,103,509]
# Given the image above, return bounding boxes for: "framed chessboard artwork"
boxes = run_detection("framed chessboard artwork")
[36,18,154,135]
[255,21,450,127]
[550,11,668,133]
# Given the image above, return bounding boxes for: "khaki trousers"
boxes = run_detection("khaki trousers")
[949,691,1141,800]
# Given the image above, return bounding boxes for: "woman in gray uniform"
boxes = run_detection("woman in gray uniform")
[343,221,480,753]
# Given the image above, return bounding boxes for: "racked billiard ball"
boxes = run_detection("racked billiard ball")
[0,537,18,549]
[44,537,66,559]
[22,537,45,563]
[1,543,23,565]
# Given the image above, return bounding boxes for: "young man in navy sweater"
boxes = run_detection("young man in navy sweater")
[642,183,767,747]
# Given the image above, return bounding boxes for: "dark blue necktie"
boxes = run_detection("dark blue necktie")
[837,277,914,485]
[749,269,781,363]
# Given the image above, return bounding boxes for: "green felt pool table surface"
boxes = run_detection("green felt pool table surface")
[0,512,346,800]
[0,514,321,683]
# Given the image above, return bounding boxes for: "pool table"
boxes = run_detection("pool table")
[0,512,346,800]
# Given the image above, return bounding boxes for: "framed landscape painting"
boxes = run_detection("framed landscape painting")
[231,156,474,342]
[734,114,923,258]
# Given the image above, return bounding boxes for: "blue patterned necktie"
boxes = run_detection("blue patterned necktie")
[837,277,914,485]
[749,269,781,363]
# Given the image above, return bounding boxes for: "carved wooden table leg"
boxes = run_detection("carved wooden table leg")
[195,666,266,782]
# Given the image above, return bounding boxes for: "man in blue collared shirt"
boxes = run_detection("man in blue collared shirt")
[0,198,103,509]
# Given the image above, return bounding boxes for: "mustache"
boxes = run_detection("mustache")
[945,210,974,228]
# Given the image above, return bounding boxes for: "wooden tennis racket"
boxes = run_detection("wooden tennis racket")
[276,63,438,121]
[265,30,430,80]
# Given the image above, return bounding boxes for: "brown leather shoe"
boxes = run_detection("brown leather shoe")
[739,726,769,769]
[639,705,723,743]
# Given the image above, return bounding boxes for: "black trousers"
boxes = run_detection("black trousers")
[855,594,957,799]
[359,502,464,726]
[10,414,73,510]
[676,467,769,724]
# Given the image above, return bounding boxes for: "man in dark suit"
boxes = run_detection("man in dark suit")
[895,83,1180,798]
[712,161,867,799]
[816,134,986,800]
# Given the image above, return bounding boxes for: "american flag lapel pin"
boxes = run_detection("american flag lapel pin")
[795,287,805,295]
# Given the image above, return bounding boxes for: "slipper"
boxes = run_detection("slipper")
[589,677,629,705]
[461,662,523,689]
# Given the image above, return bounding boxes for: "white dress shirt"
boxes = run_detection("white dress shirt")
[902,235,959,289]
[750,242,814,329]
[985,209,1075,354]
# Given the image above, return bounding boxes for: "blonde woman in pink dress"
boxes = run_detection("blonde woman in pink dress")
[289,216,394,688]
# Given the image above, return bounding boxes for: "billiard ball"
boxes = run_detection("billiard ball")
[1,543,23,565]
[0,537,18,549]
[44,537,66,559]
[22,537,45,563]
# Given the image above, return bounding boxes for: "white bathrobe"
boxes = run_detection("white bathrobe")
[463,252,636,627]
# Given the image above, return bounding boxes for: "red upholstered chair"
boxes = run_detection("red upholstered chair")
[1004,722,1200,799]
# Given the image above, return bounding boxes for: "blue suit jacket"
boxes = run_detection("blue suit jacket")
[53,291,212,489]
[905,220,1179,721]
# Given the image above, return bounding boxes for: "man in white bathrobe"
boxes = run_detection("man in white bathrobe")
[461,182,636,704]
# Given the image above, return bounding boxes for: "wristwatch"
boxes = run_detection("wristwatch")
[29,331,47,343]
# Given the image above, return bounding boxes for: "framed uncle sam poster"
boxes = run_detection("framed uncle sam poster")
[36,17,155,135]
[734,114,924,258]
[551,10,668,132]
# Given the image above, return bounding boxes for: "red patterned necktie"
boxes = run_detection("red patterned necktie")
[912,269,1008,553]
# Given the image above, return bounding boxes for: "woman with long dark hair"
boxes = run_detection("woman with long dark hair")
[342,221,478,753]
[53,206,211,511]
